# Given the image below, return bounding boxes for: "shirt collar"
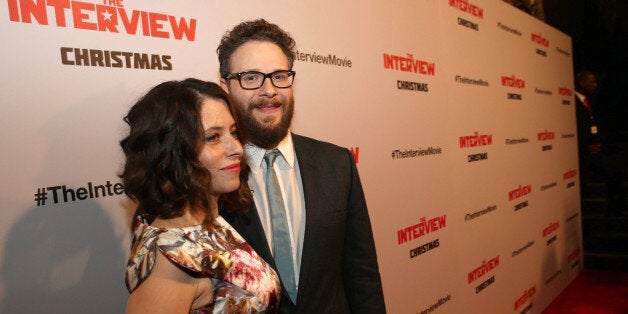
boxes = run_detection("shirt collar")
[244,133,295,170]
[575,91,586,102]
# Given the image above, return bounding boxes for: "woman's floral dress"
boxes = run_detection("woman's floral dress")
[125,215,280,313]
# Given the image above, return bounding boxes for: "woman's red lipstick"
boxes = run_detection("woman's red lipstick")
[223,163,241,172]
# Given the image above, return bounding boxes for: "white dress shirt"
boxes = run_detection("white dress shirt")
[575,91,586,105]
[244,133,306,285]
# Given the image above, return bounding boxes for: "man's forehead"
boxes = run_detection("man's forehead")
[229,41,290,71]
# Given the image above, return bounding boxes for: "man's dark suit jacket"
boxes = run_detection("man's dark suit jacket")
[221,133,386,314]
[575,96,601,153]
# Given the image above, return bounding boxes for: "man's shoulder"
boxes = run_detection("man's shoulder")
[292,133,346,152]
[291,133,354,163]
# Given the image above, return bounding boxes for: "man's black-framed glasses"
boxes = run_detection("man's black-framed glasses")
[224,70,296,90]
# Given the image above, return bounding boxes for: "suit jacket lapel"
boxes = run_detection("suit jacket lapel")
[225,203,275,268]
[291,134,321,296]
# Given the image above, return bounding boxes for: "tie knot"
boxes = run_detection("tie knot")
[264,149,281,167]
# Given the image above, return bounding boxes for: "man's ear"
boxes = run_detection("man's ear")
[220,78,229,93]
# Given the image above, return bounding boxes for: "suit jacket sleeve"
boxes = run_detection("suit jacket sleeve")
[341,148,386,313]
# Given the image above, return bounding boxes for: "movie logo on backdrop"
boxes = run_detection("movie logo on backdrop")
[459,131,492,162]
[6,0,197,41]
[33,180,124,207]
[509,184,531,211]
[512,240,534,258]
[534,87,552,96]
[464,204,497,222]
[459,132,492,148]
[450,0,483,31]
[418,294,452,314]
[449,0,484,18]
[467,255,499,294]
[537,130,555,151]
[502,74,525,100]
[514,286,536,313]
[454,75,489,87]
[505,137,529,145]
[397,214,447,245]
[295,50,352,68]
[559,87,573,105]
[497,22,522,36]
[391,146,443,160]
[543,221,560,246]
[556,46,571,57]
[7,1,196,71]
[467,152,488,162]
[397,80,428,92]
[561,133,575,139]
[383,53,434,92]
[397,215,447,260]
[566,211,579,224]
[540,181,557,192]
[531,33,550,47]
[60,47,172,70]
[383,53,435,75]
[563,169,577,188]
[457,17,479,31]
[409,239,440,259]
[531,33,549,57]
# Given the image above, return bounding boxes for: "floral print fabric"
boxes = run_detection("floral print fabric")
[125,215,280,313]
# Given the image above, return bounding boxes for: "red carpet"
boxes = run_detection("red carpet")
[543,269,628,313]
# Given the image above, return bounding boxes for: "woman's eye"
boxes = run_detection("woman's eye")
[231,130,240,139]
[205,134,219,142]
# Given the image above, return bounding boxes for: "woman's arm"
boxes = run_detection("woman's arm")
[126,252,209,314]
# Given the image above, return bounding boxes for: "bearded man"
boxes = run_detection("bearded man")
[217,19,386,313]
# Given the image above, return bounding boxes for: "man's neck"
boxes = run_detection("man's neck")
[249,132,291,151]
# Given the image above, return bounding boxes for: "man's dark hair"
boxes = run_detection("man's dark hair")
[217,19,296,78]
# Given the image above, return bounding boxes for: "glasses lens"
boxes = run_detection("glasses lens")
[270,71,292,87]
[271,71,293,88]
[239,72,263,89]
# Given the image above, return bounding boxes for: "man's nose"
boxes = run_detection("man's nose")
[258,77,278,97]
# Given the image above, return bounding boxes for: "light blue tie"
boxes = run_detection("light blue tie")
[264,149,297,302]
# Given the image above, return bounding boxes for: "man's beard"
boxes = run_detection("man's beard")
[234,97,294,149]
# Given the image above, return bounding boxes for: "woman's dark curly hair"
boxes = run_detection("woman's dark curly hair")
[119,78,251,226]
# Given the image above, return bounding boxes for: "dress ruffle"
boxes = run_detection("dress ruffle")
[125,215,280,313]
